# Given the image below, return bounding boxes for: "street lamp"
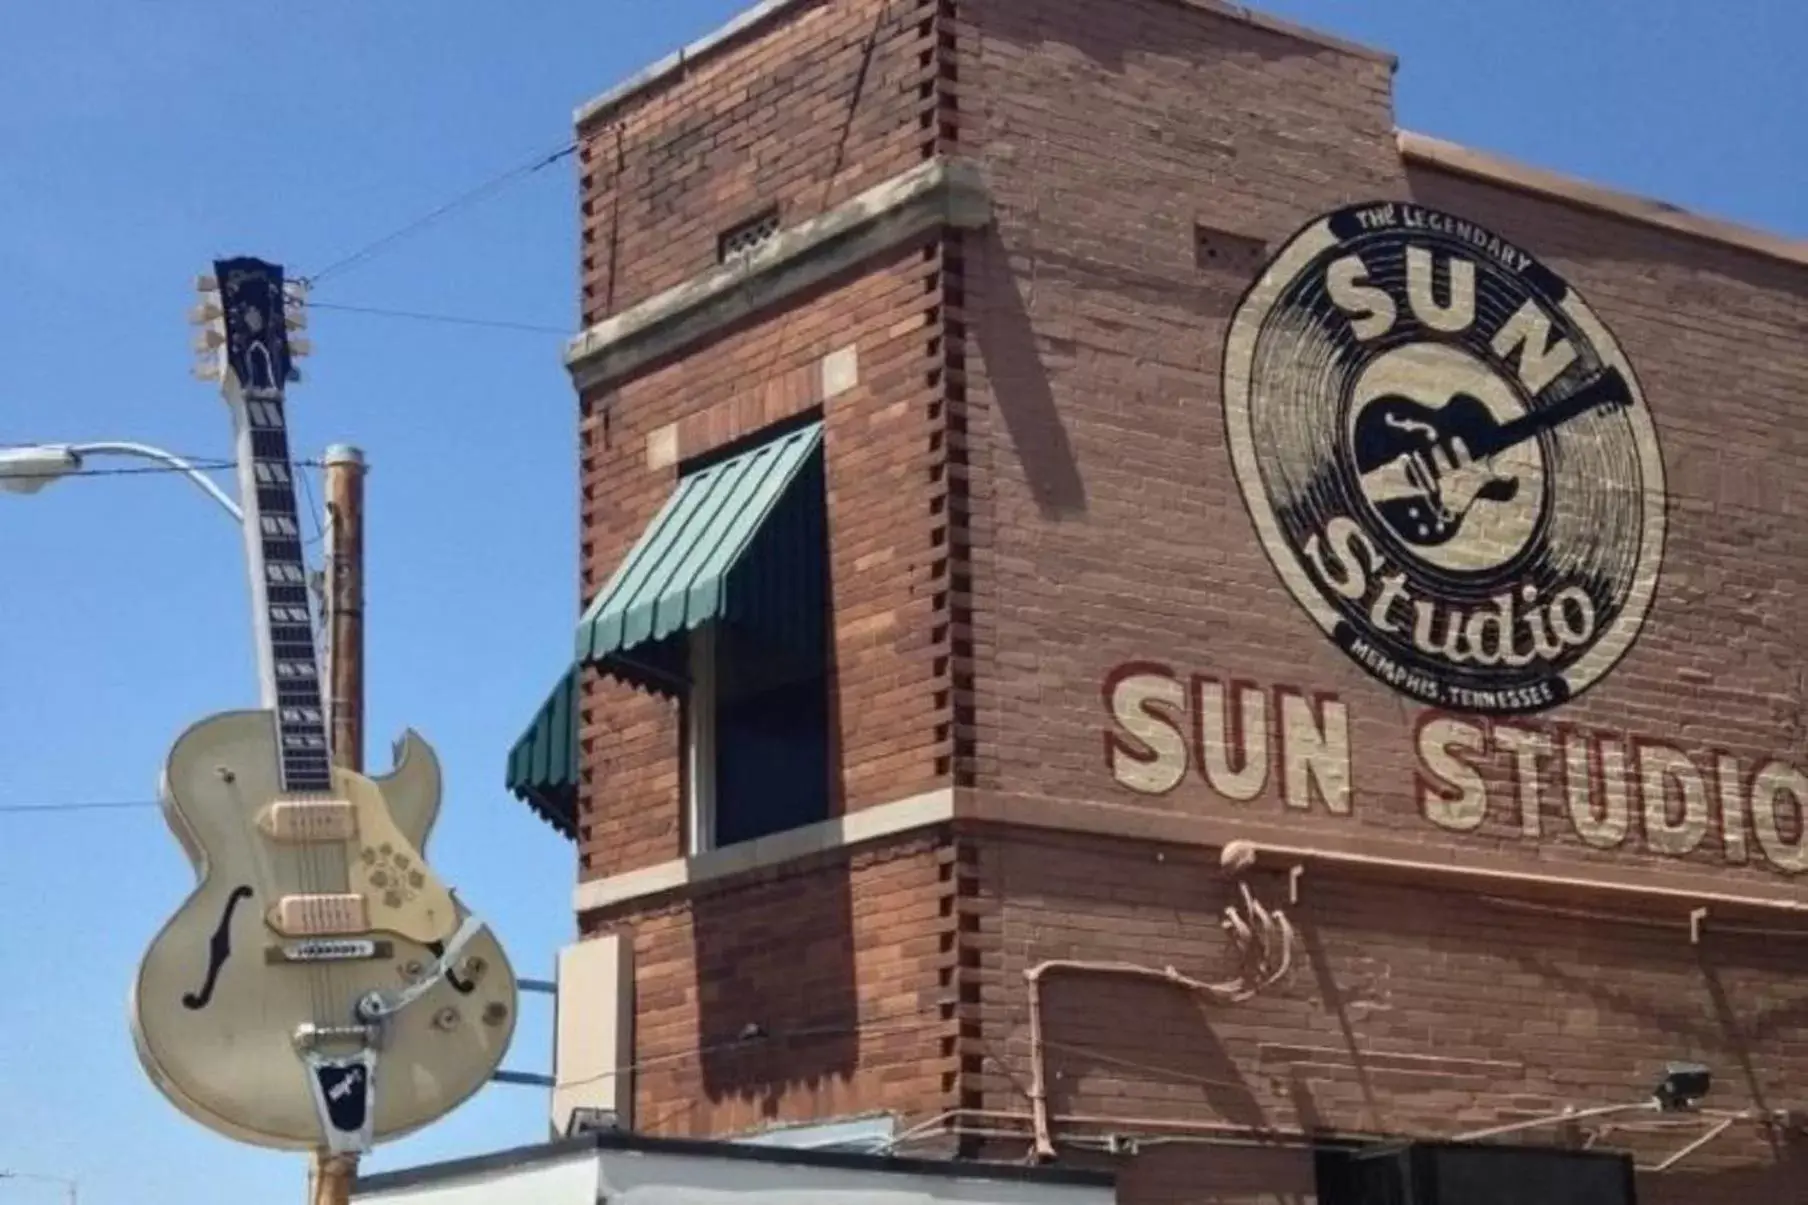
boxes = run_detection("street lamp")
[0,1169,77,1205]
[0,440,243,522]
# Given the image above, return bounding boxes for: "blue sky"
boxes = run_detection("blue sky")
[0,1,1800,1202]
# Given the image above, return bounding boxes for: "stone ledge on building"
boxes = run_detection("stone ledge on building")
[563,156,992,396]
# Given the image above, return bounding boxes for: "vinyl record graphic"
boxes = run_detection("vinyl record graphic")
[1222,201,1666,714]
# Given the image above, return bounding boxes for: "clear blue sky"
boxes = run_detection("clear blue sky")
[0,2,1800,1202]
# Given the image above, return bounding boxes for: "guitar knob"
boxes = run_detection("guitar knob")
[433,1006,460,1031]
[483,1002,509,1028]
[459,955,488,983]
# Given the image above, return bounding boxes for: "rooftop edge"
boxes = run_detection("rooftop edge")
[571,0,1393,129]
[566,2,1804,273]
[1399,130,1808,270]
[351,1130,1117,1197]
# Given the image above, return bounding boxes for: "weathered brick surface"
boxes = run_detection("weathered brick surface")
[575,239,955,878]
[962,0,1808,893]
[563,0,1808,1200]
[966,827,1807,1200]
[572,0,967,880]
[577,0,947,324]
[581,832,957,1137]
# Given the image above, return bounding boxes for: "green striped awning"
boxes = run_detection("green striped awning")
[505,666,578,839]
[505,420,828,839]
[575,419,826,691]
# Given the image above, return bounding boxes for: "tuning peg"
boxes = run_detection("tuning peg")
[288,336,313,358]
[192,360,224,382]
[193,329,225,352]
[188,301,223,325]
[196,274,218,292]
[284,308,308,331]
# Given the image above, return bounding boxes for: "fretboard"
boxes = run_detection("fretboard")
[243,396,332,794]
[1483,365,1630,460]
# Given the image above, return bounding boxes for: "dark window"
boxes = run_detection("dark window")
[681,432,831,852]
[711,628,830,847]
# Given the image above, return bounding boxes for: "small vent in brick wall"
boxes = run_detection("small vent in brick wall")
[718,207,781,265]
[1195,223,1269,275]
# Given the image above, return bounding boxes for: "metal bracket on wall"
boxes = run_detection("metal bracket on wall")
[1289,864,1305,906]
[1690,906,1709,946]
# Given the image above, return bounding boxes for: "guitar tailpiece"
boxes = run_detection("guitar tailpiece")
[302,1046,379,1156]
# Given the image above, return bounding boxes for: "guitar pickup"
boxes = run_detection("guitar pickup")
[266,939,392,965]
[270,893,369,937]
[258,800,358,843]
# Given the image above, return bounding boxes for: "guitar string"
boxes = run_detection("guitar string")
[263,392,333,1036]
[288,429,337,1034]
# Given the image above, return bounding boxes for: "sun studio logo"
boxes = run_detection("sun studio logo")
[1222,201,1666,715]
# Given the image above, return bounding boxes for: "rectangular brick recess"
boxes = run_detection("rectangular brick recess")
[559,0,1808,1200]
[578,830,961,1140]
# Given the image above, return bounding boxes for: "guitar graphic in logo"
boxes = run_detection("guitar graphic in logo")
[1354,365,1633,549]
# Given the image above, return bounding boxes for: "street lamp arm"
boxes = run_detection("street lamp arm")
[67,441,243,523]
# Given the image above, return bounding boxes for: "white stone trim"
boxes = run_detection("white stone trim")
[564,157,991,394]
[572,787,955,913]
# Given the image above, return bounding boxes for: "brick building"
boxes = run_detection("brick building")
[502,1,1808,1201]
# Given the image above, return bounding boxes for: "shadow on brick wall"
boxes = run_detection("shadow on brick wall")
[977,0,1333,72]
[686,646,856,1120]
[1038,970,1269,1131]
[972,226,1088,518]
[1635,1136,1808,1205]
[689,853,859,1119]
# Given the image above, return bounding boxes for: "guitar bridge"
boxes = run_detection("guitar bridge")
[258,800,357,843]
[267,938,391,965]
[270,894,369,937]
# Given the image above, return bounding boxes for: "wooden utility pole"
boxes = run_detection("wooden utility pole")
[312,442,367,1205]
[323,444,367,774]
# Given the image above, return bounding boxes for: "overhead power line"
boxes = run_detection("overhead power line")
[309,301,571,336]
[302,141,578,288]
[0,800,162,814]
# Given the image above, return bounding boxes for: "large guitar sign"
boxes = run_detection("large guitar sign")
[129,258,517,1154]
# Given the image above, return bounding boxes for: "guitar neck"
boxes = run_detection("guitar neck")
[239,397,333,794]
[1480,366,1630,459]
[212,257,331,796]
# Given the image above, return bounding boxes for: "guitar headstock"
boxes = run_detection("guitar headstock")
[190,258,311,406]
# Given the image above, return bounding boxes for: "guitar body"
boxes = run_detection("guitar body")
[130,709,517,1151]
[1352,391,1522,547]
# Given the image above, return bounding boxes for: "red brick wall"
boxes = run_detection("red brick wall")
[964,827,1807,1200]
[562,0,1808,1199]
[939,0,1808,1199]
[958,0,1808,893]
[581,831,959,1139]
[575,239,957,878]
[576,0,950,326]
[573,0,968,880]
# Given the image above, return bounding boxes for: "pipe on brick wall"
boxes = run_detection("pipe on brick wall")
[1224,839,1808,921]
[1022,864,1296,1160]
